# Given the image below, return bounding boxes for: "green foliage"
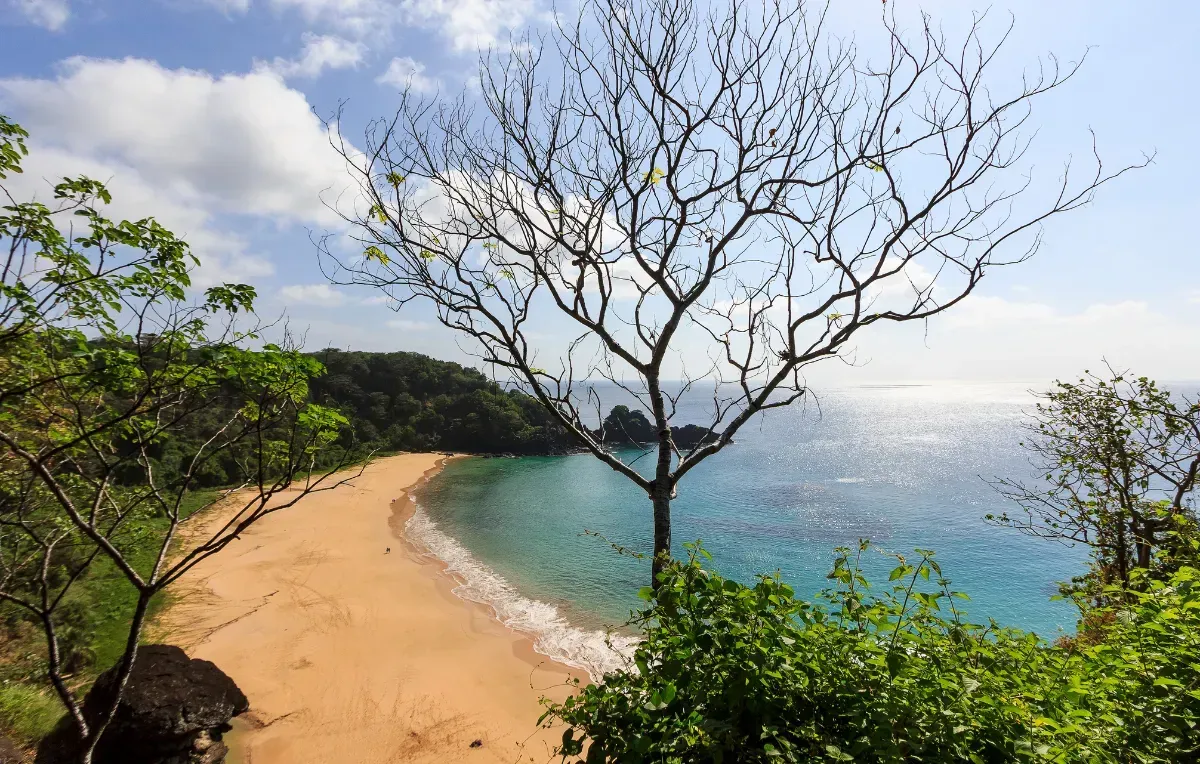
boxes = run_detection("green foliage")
[307,349,575,456]
[0,682,64,745]
[41,490,217,681]
[0,115,29,179]
[542,543,1200,763]
[989,370,1199,597]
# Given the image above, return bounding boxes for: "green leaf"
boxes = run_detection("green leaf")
[364,246,390,264]
[643,167,666,185]
[885,651,904,678]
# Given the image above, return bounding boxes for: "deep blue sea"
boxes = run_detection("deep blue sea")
[409,383,1099,676]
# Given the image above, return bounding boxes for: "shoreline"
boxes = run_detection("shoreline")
[389,457,611,680]
[159,453,586,763]
[386,458,576,678]
[395,461,637,681]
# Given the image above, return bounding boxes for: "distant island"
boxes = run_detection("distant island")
[595,404,716,450]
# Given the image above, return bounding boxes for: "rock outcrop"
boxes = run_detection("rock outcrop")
[82,644,248,764]
[593,405,717,450]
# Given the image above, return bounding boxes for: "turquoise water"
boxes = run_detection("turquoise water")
[412,383,1100,671]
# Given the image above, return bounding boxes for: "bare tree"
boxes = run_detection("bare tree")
[322,0,1143,584]
[0,117,365,763]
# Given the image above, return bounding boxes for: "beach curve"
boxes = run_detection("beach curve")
[158,452,583,764]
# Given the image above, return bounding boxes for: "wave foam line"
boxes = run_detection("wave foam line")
[405,506,637,682]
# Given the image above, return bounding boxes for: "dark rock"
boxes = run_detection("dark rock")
[469,738,483,748]
[596,405,656,445]
[669,423,718,450]
[81,645,247,764]
[590,406,718,451]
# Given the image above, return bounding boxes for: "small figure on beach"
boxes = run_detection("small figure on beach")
[385,547,391,554]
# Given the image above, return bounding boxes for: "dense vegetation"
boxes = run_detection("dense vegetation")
[543,543,1200,763]
[0,113,694,758]
[155,349,723,479]
[307,349,576,457]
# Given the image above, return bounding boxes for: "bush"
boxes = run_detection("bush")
[542,543,1200,763]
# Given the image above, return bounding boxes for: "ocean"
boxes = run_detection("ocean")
[408,382,1096,677]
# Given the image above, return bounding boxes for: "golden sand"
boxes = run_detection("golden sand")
[161,453,581,763]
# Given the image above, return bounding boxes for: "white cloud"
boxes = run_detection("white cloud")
[0,57,359,227]
[1188,289,1200,305]
[385,318,431,330]
[218,0,540,51]
[942,296,1151,330]
[280,284,347,306]
[942,295,1057,328]
[848,294,1200,382]
[257,33,366,79]
[376,56,438,92]
[865,260,938,308]
[270,0,397,39]
[202,0,251,12]
[2,144,274,288]
[400,0,537,51]
[8,0,69,30]
[0,57,371,291]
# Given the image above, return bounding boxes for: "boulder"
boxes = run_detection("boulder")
[82,645,248,764]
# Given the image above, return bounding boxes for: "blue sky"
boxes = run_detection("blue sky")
[1,0,1197,385]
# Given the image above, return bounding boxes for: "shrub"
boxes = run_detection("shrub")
[542,543,1200,763]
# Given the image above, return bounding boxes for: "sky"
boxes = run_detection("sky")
[0,0,1197,387]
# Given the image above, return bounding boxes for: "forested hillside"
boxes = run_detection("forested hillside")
[308,349,577,456]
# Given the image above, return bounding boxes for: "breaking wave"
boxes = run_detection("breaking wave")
[405,505,637,682]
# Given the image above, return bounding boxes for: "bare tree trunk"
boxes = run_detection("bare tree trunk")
[39,608,87,738]
[651,483,672,587]
[649,379,674,588]
[324,0,1144,593]
[79,589,152,764]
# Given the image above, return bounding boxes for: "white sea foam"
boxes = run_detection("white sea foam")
[405,505,638,682]
[835,477,865,483]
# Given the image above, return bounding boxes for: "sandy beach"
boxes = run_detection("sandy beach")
[160,453,583,764]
